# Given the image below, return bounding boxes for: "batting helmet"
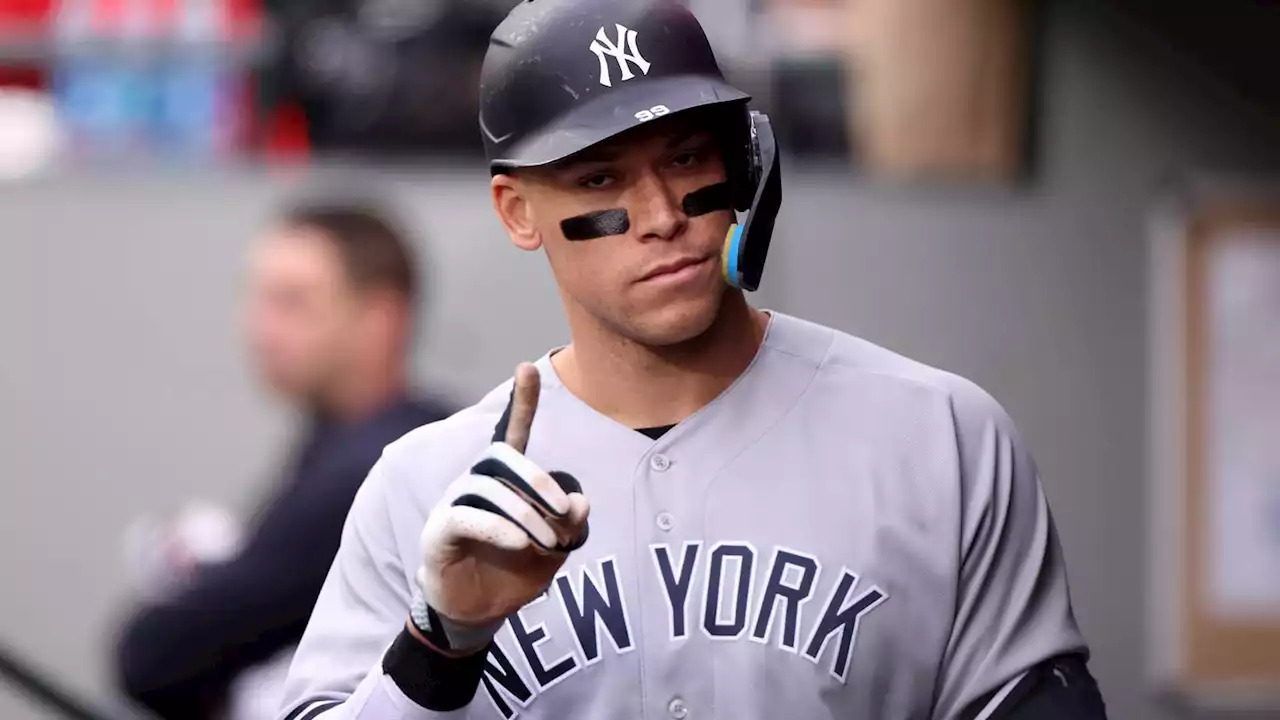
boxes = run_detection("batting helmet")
[478,0,782,292]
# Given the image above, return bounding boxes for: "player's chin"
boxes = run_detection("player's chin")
[624,289,724,347]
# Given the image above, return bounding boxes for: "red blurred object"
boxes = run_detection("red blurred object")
[223,0,261,38]
[0,0,53,25]
[0,0,49,95]
[263,103,311,164]
[0,67,44,89]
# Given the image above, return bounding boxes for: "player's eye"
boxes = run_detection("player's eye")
[670,149,702,168]
[577,172,615,189]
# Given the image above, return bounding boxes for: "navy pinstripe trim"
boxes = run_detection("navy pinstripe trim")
[284,699,342,720]
[300,701,343,720]
[491,385,515,442]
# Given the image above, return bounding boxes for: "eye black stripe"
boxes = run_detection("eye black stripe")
[681,181,734,217]
[561,208,630,241]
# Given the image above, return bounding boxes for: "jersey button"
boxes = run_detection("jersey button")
[650,454,671,471]
[667,697,688,719]
[656,512,675,532]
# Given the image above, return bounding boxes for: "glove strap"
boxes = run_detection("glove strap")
[410,593,505,654]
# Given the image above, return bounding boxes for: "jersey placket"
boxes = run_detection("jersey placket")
[633,429,714,720]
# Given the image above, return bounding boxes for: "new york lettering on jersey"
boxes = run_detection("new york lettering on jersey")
[451,313,965,719]
[477,542,890,719]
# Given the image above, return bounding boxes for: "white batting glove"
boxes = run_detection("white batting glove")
[412,363,590,654]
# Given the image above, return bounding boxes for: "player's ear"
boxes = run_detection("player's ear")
[491,174,542,252]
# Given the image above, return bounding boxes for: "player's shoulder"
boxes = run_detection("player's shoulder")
[768,311,1014,433]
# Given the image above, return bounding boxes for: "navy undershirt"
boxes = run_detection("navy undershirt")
[636,424,676,440]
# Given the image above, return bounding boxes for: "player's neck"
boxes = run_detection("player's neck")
[553,292,769,430]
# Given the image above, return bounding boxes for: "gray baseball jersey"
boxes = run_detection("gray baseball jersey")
[278,311,1086,719]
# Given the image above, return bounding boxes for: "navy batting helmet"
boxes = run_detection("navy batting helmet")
[478,0,782,292]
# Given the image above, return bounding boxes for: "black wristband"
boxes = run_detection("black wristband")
[383,626,491,711]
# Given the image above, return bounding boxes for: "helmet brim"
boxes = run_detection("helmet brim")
[487,74,750,171]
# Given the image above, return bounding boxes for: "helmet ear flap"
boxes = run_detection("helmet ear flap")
[719,105,757,213]
[719,108,780,292]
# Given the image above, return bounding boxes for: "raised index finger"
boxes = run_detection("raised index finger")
[499,362,540,454]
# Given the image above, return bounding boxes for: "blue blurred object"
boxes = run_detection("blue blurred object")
[151,48,236,161]
[51,0,147,162]
[53,49,155,161]
[50,0,243,166]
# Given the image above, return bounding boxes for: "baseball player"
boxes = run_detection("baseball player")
[278,0,1107,718]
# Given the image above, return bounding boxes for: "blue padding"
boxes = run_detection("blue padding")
[725,225,743,287]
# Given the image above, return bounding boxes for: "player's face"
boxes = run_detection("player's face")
[243,228,364,405]
[501,116,735,347]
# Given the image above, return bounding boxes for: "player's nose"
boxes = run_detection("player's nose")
[628,169,687,242]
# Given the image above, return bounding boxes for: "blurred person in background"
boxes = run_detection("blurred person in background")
[113,201,455,720]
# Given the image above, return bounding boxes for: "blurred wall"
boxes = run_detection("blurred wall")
[1,2,1279,720]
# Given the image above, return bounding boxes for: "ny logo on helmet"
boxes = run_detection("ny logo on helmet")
[589,23,651,88]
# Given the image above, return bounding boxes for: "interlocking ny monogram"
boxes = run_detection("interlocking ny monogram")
[589,23,651,88]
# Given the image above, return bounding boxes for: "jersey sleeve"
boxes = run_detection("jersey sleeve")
[932,378,1089,720]
[275,454,471,720]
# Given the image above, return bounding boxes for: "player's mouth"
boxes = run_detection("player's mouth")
[638,254,715,284]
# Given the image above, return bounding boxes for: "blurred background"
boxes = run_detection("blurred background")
[1,0,1279,718]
